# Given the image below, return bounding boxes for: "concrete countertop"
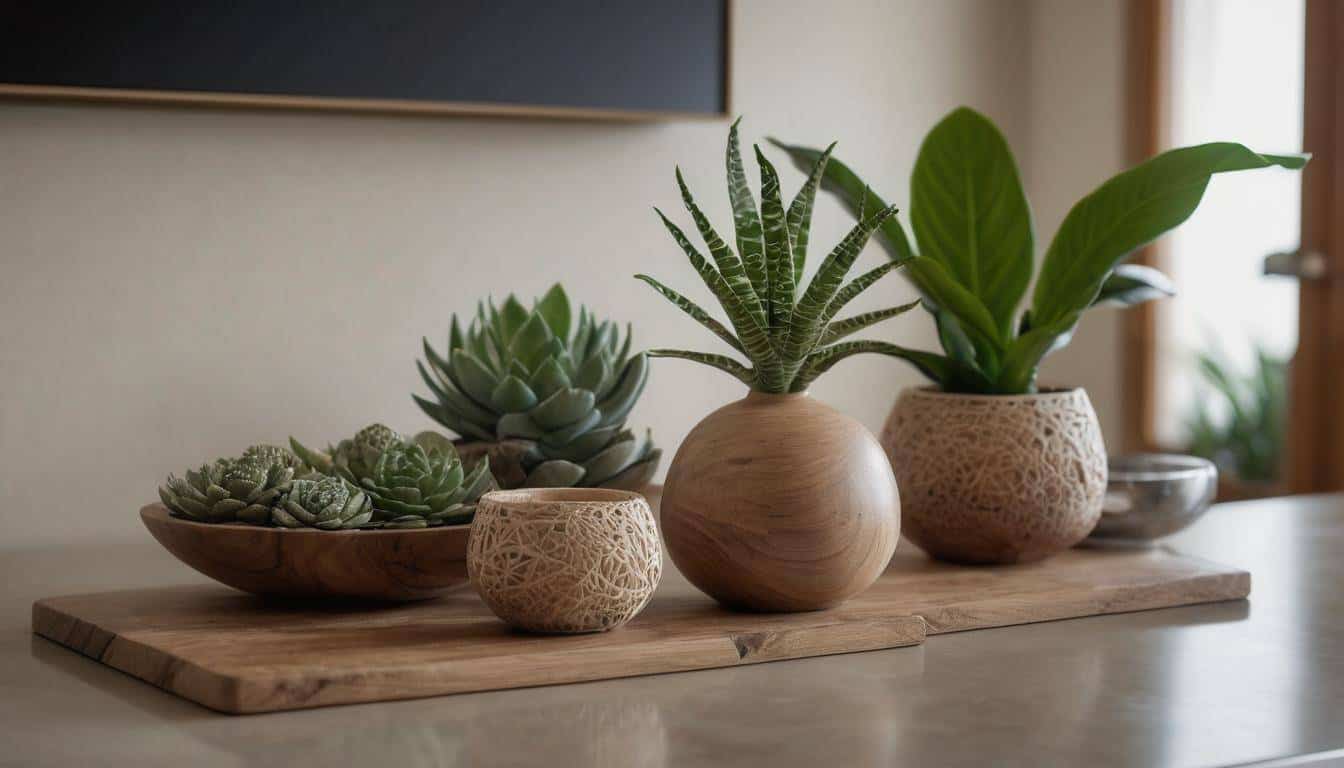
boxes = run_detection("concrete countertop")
[3,495,1343,767]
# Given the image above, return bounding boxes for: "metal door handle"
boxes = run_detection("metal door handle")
[1264,249,1328,280]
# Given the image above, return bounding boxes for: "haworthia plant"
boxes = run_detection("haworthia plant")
[639,119,924,393]
[772,106,1308,394]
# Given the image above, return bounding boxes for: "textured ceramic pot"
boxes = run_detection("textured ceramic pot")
[468,488,661,634]
[881,387,1107,564]
[661,391,900,612]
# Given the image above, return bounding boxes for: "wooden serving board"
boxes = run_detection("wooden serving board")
[32,537,1248,714]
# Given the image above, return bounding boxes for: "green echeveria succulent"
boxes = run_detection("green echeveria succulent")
[289,423,405,483]
[521,427,661,490]
[159,457,295,524]
[272,476,374,530]
[360,443,494,528]
[333,423,404,481]
[241,443,306,471]
[415,284,658,489]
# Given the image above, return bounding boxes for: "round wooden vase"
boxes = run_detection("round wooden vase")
[661,391,900,612]
[881,387,1107,564]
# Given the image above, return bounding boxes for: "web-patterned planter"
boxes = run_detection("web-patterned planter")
[882,387,1107,564]
[468,488,661,634]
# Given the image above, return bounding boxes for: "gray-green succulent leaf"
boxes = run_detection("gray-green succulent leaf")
[273,476,374,530]
[159,455,295,525]
[415,285,660,490]
[359,443,493,527]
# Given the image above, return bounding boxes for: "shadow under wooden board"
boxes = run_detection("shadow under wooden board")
[32,494,1249,714]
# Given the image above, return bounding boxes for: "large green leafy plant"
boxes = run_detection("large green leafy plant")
[773,107,1307,393]
[638,120,922,392]
[415,285,659,489]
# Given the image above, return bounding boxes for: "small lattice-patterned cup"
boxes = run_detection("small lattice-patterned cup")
[467,488,662,634]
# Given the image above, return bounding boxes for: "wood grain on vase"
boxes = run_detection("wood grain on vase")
[661,391,901,612]
[140,504,471,602]
[882,387,1108,565]
[32,503,1249,713]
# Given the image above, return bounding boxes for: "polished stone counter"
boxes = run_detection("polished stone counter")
[3,494,1343,767]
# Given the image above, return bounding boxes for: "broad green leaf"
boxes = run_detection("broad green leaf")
[756,146,795,339]
[769,138,916,263]
[904,257,1002,352]
[910,107,1033,337]
[533,283,572,341]
[927,303,979,368]
[633,274,744,353]
[727,118,769,304]
[1033,142,1308,327]
[676,168,766,327]
[648,348,753,387]
[785,142,836,285]
[1091,263,1176,307]
[996,311,1081,393]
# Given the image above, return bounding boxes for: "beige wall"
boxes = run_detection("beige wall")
[1027,0,1128,443]
[0,0,1126,548]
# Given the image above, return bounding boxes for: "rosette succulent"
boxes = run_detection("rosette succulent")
[519,427,660,490]
[272,476,374,530]
[289,423,405,482]
[415,284,659,489]
[240,443,306,471]
[159,456,295,524]
[289,424,497,526]
[360,442,493,528]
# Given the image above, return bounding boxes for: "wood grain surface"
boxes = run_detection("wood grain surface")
[140,505,472,602]
[33,491,1249,714]
[662,392,900,611]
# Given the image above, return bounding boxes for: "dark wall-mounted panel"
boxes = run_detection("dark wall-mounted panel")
[0,1,729,120]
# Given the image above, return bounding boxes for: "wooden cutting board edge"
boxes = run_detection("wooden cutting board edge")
[31,599,928,714]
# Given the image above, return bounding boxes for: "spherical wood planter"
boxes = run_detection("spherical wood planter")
[661,391,900,612]
[468,488,661,634]
[881,387,1107,564]
[141,504,471,601]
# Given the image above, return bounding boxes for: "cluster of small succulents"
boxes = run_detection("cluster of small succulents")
[157,285,660,529]
[158,425,495,530]
[416,284,661,491]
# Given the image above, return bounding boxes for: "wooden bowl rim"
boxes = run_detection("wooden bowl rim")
[139,503,472,537]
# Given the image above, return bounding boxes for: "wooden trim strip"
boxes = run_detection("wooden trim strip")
[0,83,728,123]
[1121,0,1169,453]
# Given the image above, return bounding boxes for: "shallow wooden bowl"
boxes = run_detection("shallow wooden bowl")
[140,504,471,602]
